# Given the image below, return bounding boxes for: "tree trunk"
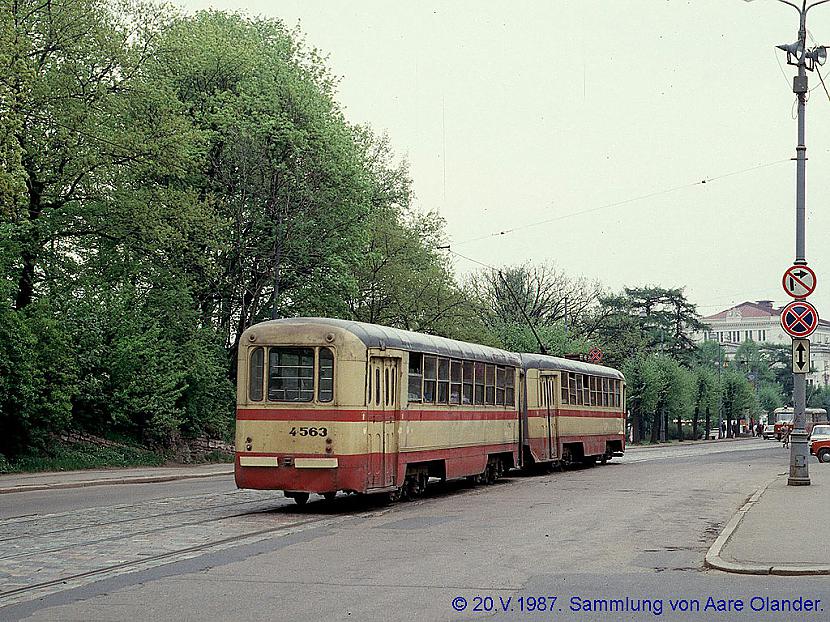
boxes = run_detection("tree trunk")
[650,409,659,443]
[705,406,711,441]
[15,176,44,310]
[631,409,641,444]
[692,404,699,440]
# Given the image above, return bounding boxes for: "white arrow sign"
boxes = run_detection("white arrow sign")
[792,338,810,374]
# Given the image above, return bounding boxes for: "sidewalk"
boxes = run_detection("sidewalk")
[0,463,234,494]
[706,461,830,575]
[627,435,756,451]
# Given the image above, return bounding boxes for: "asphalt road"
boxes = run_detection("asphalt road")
[2,439,827,622]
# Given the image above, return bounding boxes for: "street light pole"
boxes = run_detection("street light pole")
[747,0,830,485]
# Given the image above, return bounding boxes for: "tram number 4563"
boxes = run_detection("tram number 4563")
[288,426,328,437]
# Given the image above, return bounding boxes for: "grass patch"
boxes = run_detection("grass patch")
[0,441,167,474]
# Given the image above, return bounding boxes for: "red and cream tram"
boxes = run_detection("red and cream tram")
[235,318,625,504]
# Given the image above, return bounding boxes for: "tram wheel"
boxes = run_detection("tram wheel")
[293,493,309,506]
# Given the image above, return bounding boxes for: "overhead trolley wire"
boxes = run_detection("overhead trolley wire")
[451,158,792,247]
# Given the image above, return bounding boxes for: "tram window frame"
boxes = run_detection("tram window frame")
[423,355,437,404]
[462,361,474,405]
[267,347,315,402]
[474,361,485,404]
[568,374,579,406]
[588,376,595,406]
[484,364,496,405]
[614,380,621,407]
[450,360,462,405]
[408,353,423,403]
[437,357,450,404]
[560,372,569,405]
[601,378,608,407]
[249,347,264,402]
[571,374,580,406]
[318,347,334,402]
[582,375,590,406]
[495,366,505,406]
[505,367,515,406]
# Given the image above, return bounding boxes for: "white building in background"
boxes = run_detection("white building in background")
[694,300,830,387]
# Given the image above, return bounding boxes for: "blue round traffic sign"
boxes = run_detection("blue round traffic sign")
[780,301,819,338]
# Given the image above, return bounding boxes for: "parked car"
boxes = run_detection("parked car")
[808,424,830,463]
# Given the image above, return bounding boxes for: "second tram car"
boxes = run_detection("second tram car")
[235,318,625,504]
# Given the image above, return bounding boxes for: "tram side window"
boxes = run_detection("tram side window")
[249,347,264,401]
[318,347,334,402]
[601,378,609,407]
[561,372,569,405]
[588,376,596,406]
[408,353,423,402]
[569,373,578,405]
[474,362,485,404]
[268,347,314,402]
[495,367,505,405]
[437,357,450,404]
[485,365,496,405]
[505,367,515,406]
[582,375,590,406]
[423,356,437,403]
[614,380,621,407]
[450,360,462,405]
[462,361,474,404]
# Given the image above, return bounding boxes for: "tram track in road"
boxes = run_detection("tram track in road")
[0,497,394,607]
[0,490,275,540]
[0,504,288,563]
[0,512,347,603]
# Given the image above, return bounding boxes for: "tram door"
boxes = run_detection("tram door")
[367,357,400,488]
[539,373,559,460]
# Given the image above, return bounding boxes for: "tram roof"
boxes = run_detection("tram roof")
[519,353,624,380]
[260,317,521,366]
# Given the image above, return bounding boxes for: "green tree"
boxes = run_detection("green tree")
[692,366,719,440]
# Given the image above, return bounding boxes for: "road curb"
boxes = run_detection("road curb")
[0,469,234,495]
[704,473,830,576]
[628,437,757,451]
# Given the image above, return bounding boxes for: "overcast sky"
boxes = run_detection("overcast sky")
[174,0,830,319]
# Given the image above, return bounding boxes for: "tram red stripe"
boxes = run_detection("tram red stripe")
[237,408,518,422]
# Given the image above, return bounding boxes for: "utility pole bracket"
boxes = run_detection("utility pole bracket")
[793,75,808,93]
